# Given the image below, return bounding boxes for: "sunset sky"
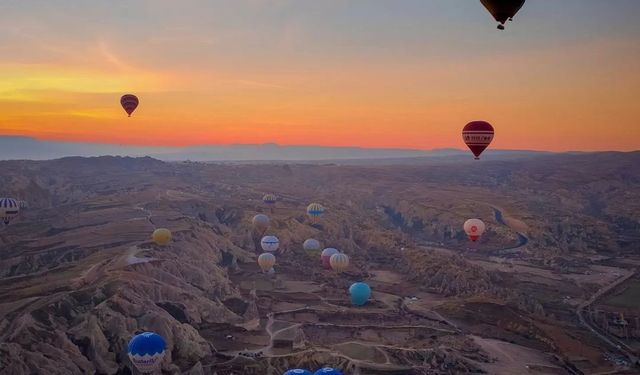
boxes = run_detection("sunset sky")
[0,0,639,151]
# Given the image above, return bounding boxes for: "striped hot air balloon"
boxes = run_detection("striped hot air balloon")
[128,332,166,373]
[307,203,325,223]
[0,198,20,225]
[258,252,276,272]
[120,94,139,117]
[329,253,349,273]
[462,121,494,160]
[263,193,277,205]
[303,238,321,253]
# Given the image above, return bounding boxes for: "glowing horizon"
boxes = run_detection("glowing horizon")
[1,1,639,152]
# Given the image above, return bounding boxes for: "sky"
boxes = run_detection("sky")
[0,0,639,151]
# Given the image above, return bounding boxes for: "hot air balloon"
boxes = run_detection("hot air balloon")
[321,248,339,270]
[0,198,19,225]
[307,203,325,223]
[303,238,321,253]
[329,253,349,273]
[152,228,172,246]
[480,0,526,30]
[18,200,28,209]
[263,193,277,205]
[462,121,494,160]
[349,282,371,307]
[284,370,313,375]
[258,252,276,272]
[252,214,270,232]
[128,332,166,373]
[261,235,280,252]
[314,368,343,375]
[120,94,139,117]
[464,219,486,242]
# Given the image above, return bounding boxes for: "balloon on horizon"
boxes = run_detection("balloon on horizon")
[284,370,313,375]
[462,121,494,160]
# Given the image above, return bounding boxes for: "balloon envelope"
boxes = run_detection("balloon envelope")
[261,235,280,252]
[128,332,166,373]
[480,0,526,25]
[303,238,321,252]
[321,248,339,269]
[314,368,343,375]
[0,198,19,225]
[252,214,270,231]
[462,121,494,159]
[307,203,325,222]
[120,94,139,117]
[152,228,172,246]
[330,253,349,273]
[464,219,486,241]
[258,252,276,271]
[284,370,313,375]
[350,282,371,306]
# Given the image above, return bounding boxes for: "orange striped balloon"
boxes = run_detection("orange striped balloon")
[329,253,349,273]
[258,252,276,271]
[120,94,139,117]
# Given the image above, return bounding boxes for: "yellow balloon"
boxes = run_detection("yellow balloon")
[152,228,172,246]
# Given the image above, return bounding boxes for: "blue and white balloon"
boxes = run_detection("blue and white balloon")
[261,235,280,252]
[128,332,166,373]
[0,198,19,225]
[284,370,313,375]
[314,368,343,375]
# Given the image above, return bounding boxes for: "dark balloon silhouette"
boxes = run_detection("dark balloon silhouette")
[480,0,526,30]
[120,94,139,117]
[462,121,495,160]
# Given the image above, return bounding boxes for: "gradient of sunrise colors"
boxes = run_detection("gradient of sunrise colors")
[1,0,639,151]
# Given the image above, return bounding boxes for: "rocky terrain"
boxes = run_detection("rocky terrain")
[0,152,639,374]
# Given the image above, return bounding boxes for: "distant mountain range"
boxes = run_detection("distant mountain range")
[0,136,551,162]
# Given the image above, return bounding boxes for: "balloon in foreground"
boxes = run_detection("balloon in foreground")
[303,238,321,253]
[258,252,276,272]
[120,94,139,117]
[464,219,486,242]
[321,248,339,269]
[152,228,172,246]
[128,332,166,373]
[307,203,325,222]
[480,0,526,30]
[0,198,19,225]
[284,370,313,375]
[252,214,270,231]
[350,282,371,306]
[462,121,494,160]
[261,235,280,252]
[330,253,349,273]
[314,368,343,375]
[263,193,277,205]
